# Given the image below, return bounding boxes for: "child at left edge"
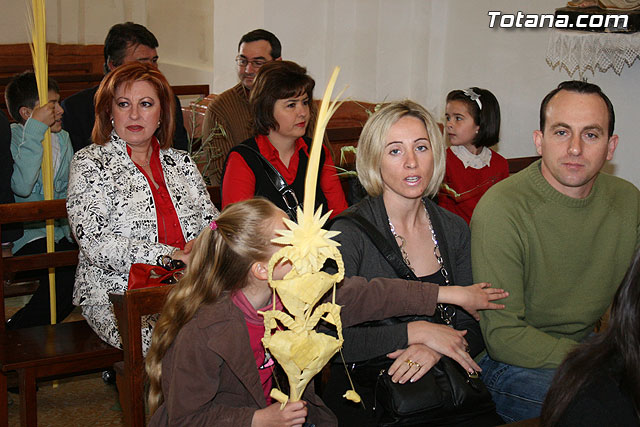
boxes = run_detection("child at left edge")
[438,87,509,224]
[4,71,76,329]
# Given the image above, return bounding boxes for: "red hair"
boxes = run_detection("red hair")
[92,62,175,148]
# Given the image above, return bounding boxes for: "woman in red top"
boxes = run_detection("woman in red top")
[438,87,509,224]
[221,60,347,219]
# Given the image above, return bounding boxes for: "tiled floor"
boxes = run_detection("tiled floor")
[5,297,126,426]
[7,373,125,426]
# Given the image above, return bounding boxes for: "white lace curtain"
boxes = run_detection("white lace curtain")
[546,29,640,77]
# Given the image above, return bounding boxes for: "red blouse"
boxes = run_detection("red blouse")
[222,135,348,217]
[128,139,186,249]
[438,147,509,224]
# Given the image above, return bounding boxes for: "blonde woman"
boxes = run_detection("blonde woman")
[323,100,506,426]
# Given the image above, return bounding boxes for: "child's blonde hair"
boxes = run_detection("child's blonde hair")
[146,198,283,414]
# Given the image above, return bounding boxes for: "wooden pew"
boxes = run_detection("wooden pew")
[0,199,123,427]
[0,43,104,120]
[0,200,78,328]
[173,84,210,98]
[508,156,540,174]
[0,62,94,78]
[110,285,173,427]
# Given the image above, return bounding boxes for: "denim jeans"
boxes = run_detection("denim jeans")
[478,354,556,423]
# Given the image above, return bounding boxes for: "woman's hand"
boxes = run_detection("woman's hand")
[387,344,440,384]
[251,401,308,427]
[407,321,480,374]
[438,283,508,320]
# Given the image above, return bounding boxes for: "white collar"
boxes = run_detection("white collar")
[450,145,492,169]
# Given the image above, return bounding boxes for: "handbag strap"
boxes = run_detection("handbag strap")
[233,144,300,215]
[337,211,418,282]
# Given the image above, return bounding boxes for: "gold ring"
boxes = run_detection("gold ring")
[405,359,415,367]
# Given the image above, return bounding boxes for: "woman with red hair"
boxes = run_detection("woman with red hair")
[67,62,218,352]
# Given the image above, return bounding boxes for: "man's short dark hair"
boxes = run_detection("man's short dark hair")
[103,22,159,74]
[4,71,59,124]
[238,29,281,59]
[540,80,615,137]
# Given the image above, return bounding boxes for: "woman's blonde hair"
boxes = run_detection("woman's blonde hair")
[146,198,282,414]
[356,100,445,198]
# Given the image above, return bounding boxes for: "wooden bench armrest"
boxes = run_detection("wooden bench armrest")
[0,199,68,224]
[3,250,78,273]
[108,285,173,427]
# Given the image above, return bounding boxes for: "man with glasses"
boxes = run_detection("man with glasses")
[201,29,282,185]
[62,22,189,152]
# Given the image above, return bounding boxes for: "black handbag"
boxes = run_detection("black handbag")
[232,144,301,221]
[375,353,497,426]
[336,209,499,426]
[348,350,496,426]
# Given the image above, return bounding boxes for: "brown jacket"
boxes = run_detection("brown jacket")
[201,83,252,186]
[149,276,439,426]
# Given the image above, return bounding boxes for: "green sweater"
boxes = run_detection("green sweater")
[471,160,640,369]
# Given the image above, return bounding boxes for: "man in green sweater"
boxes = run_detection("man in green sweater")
[471,80,640,423]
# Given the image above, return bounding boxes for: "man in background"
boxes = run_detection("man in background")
[62,22,188,152]
[201,29,282,185]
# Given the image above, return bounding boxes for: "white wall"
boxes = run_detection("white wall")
[210,0,264,91]
[257,0,640,187]
[437,0,561,158]
[0,0,146,45]
[3,0,638,186]
[147,0,214,87]
[435,0,639,183]
[260,0,442,109]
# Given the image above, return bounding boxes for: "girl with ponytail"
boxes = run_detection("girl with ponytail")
[146,198,507,426]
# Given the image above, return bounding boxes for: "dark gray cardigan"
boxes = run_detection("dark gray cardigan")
[329,195,484,362]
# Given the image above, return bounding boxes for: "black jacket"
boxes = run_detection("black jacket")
[0,111,23,243]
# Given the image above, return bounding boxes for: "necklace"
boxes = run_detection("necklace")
[134,155,151,167]
[388,201,455,325]
[128,144,153,167]
[388,219,412,271]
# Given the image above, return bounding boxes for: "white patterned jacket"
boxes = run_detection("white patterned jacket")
[67,132,218,306]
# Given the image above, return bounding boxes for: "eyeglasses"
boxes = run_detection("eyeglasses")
[235,56,267,69]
